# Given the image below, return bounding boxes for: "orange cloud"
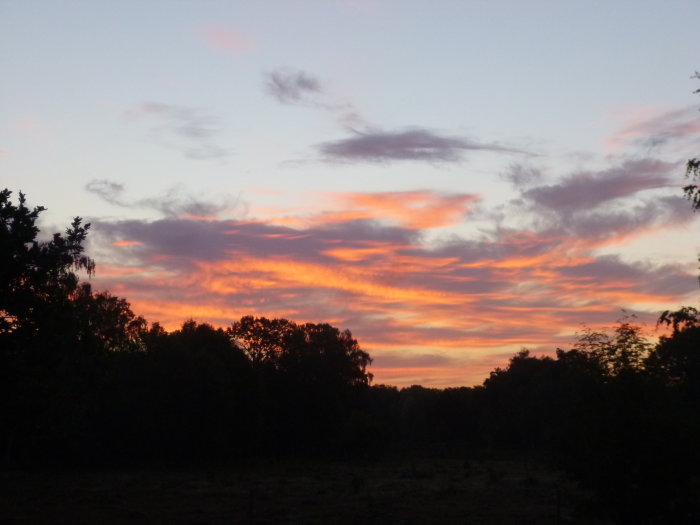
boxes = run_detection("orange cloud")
[196,257,471,308]
[111,240,142,247]
[332,190,480,229]
[89,180,697,388]
[256,190,479,231]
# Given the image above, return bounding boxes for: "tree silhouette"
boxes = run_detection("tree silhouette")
[648,308,700,402]
[683,72,700,211]
[229,316,372,386]
[0,189,151,464]
[228,315,294,366]
[229,316,372,453]
[1,190,100,462]
[566,318,651,377]
[1,189,94,343]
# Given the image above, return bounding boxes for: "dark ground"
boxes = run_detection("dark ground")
[0,456,613,524]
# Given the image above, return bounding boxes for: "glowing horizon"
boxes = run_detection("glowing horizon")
[87,176,699,387]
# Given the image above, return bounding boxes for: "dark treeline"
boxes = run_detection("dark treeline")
[2,186,700,523]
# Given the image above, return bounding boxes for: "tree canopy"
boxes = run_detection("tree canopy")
[682,72,700,210]
[1,189,94,337]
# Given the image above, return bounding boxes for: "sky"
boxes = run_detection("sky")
[2,0,700,387]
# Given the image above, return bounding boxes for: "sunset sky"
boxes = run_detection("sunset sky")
[2,0,700,386]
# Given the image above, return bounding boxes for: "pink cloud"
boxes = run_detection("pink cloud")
[606,105,700,151]
[198,26,253,55]
[13,116,52,144]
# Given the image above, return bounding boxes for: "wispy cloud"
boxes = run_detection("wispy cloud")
[126,102,230,159]
[85,180,239,219]
[263,67,361,125]
[607,105,700,152]
[317,128,527,164]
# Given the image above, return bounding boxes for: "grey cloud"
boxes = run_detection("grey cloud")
[523,159,676,212]
[427,191,692,268]
[317,128,525,164]
[127,102,229,159]
[432,228,562,264]
[92,215,418,268]
[487,194,692,248]
[85,180,125,206]
[558,255,695,296]
[265,69,322,104]
[93,218,231,265]
[263,68,358,121]
[501,163,544,187]
[86,180,237,219]
[564,195,692,240]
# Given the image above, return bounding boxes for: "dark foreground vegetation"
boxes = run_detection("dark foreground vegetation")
[3,114,700,524]
[1,456,612,524]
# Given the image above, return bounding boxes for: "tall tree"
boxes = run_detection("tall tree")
[683,72,700,210]
[0,189,94,343]
[0,189,145,464]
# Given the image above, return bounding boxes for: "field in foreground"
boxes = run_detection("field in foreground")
[1,456,613,524]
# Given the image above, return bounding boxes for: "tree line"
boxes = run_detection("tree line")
[2,164,700,523]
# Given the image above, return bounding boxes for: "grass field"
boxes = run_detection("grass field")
[1,456,613,524]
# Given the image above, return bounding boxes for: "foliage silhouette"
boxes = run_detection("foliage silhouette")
[1,189,94,340]
[3,186,700,522]
[682,72,700,211]
[229,315,372,386]
[1,190,140,463]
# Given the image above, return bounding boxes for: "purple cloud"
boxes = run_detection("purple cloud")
[523,159,676,212]
[563,195,692,241]
[558,255,695,297]
[90,189,696,317]
[91,215,418,268]
[317,128,526,163]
